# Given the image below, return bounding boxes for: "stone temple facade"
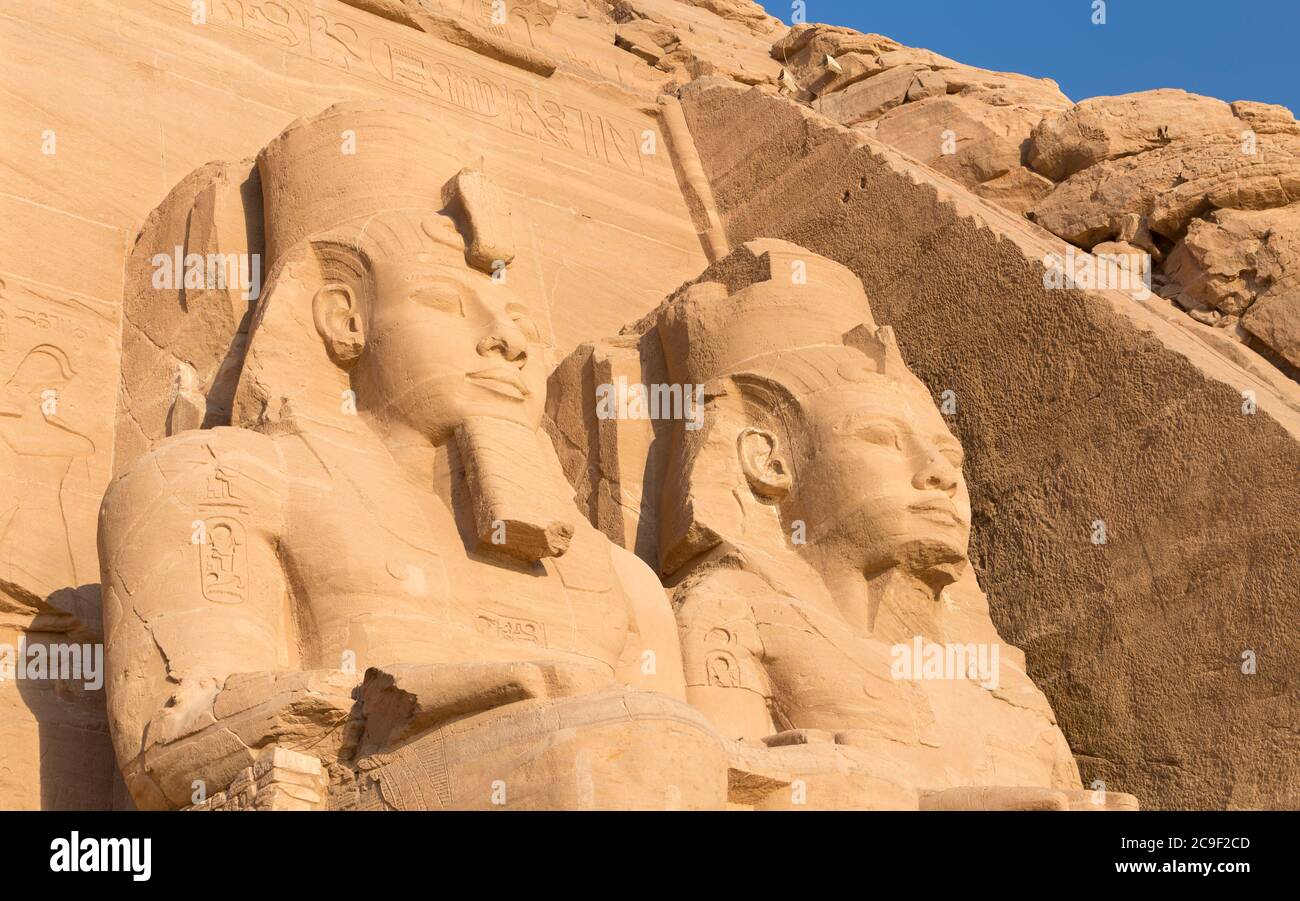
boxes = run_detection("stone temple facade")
[0,0,1296,811]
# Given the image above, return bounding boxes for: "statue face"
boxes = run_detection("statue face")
[787,378,971,580]
[354,253,547,442]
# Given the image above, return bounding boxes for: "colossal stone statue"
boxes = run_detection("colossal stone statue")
[555,240,1139,809]
[99,102,1132,811]
[98,102,724,810]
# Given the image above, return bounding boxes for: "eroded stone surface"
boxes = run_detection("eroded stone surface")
[1028,89,1244,182]
[676,78,1300,810]
[774,24,1069,215]
[1,0,1295,812]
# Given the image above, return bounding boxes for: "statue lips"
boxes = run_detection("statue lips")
[467,366,530,401]
[908,497,964,527]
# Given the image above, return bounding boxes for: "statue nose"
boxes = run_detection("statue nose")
[913,455,959,495]
[476,329,527,366]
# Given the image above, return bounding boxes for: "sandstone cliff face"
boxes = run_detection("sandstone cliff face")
[767,36,1300,382]
[675,78,1300,810]
[1,0,1296,811]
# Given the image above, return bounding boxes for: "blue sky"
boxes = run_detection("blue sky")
[758,0,1300,112]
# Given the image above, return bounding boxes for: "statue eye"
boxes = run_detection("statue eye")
[940,447,964,468]
[409,286,464,316]
[855,423,900,450]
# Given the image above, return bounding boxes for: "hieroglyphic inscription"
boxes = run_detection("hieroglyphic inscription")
[197,466,249,603]
[705,650,740,688]
[153,0,662,178]
[452,0,557,50]
[476,609,547,646]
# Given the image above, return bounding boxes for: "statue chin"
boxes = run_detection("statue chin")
[887,537,970,592]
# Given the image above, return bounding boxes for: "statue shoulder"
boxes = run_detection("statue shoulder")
[607,542,662,601]
[101,427,288,541]
[675,567,774,624]
[606,542,690,700]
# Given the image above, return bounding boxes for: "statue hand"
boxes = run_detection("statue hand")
[139,669,360,808]
[191,746,330,811]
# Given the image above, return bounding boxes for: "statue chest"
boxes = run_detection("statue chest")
[282,496,630,673]
[451,526,632,669]
[752,598,930,743]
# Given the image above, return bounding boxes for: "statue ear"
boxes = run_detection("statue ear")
[312,282,365,365]
[738,427,792,500]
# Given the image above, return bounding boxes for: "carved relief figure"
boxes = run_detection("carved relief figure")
[0,344,95,593]
[98,102,723,810]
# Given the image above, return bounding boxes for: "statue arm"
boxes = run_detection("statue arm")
[99,427,354,809]
[675,570,776,741]
[610,545,688,701]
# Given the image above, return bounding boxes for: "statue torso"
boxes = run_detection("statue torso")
[273,432,632,676]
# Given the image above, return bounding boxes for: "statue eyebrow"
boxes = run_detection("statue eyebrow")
[834,413,965,459]
[834,411,908,433]
[935,437,964,458]
[407,279,467,316]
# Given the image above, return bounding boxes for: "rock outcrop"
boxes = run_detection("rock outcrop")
[675,77,1300,810]
[1,0,1296,812]
[1027,89,1246,181]
[1026,90,1300,378]
[764,44,1300,381]
[1165,204,1300,369]
[772,24,1069,214]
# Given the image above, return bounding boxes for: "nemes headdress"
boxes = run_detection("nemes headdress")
[655,238,918,390]
[256,100,515,276]
[651,239,924,574]
[235,102,517,431]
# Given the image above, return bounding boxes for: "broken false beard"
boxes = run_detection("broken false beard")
[454,415,575,562]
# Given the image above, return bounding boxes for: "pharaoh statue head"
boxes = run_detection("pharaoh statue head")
[654,240,971,634]
[233,101,572,559]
